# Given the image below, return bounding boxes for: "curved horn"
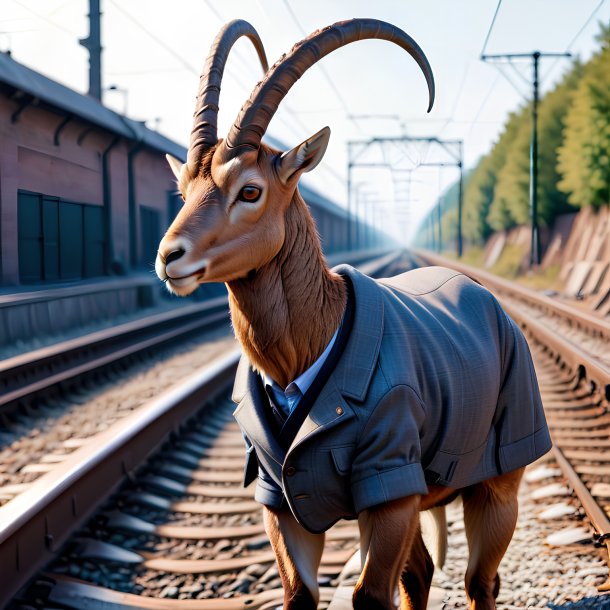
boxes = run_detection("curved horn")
[226,18,435,152]
[188,19,269,172]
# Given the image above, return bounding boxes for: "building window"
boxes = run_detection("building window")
[167,190,183,224]
[17,190,106,283]
[140,206,161,269]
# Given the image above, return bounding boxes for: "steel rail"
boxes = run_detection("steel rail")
[0,297,229,409]
[412,248,610,341]
[0,348,240,608]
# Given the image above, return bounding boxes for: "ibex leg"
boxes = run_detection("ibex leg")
[462,468,524,610]
[263,506,324,610]
[354,495,420,610]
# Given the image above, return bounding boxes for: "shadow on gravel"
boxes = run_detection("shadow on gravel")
[548,597,610,609]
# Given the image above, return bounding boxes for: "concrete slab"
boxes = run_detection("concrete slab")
[564,261,593,297]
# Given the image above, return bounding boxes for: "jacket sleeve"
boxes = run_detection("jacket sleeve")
[351,384,429,514]
[242,435,284,509]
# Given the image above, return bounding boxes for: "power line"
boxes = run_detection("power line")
[199,0,347,186]
[494,61,529,100]
[542,0,606,83]
[466,71,501,141]
[481,51,571,267]
[107,0,200,75]
[107,0,328,176]
[507,59,532,87]
[480,0,503,57]
[10,0,79,37]
[282,0,366,136]
[565,0,606,51]
[437,61,472,137]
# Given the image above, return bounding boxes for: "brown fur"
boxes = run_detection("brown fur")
[227,190,346,388]
[264,506,325,609]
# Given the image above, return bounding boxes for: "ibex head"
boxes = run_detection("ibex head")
[156,18,434,296]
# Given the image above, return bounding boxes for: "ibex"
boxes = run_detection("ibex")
[156,18,551,610]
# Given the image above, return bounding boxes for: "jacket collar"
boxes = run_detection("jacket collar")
[233,356,285,467]
[232,264,384,404]
[330,264,384,400]
[232,264,384,454]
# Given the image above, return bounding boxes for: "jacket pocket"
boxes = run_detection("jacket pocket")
[312,445,356,519]
[331,445,354,475]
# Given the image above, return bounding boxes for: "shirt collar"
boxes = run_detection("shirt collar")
[263,327,340,397]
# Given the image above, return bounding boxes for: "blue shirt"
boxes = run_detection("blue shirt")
[263,328,339,417]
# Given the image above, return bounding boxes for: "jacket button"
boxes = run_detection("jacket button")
[285,466,296,477]
[336,406,343,415]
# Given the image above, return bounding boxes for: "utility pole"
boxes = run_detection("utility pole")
[482,51,570,267]
[80,0,102,100]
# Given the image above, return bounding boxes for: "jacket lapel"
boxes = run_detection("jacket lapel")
[287,376,355,452]
[289,265,385,451]
[331,265,385,400]
[232,265,386,464]
[232,355,286,474]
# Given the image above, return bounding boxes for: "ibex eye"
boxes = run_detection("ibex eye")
[238,185,262,202]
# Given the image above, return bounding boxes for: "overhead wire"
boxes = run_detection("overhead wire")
[507,59,533,87]
[281,0,365,137]
[107,0,328,172]
[10,0,79,37]
[107,0,200,75]
[436,61,472,138]
[495,61,529,100]
[542,0,606,83]
[466,71,501,141]
[202,0,348,188]
[480,0,503,58]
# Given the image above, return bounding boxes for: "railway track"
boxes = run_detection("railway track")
[0,249,407,418]
[4,248,609,608]
[416,249,610,595]
[0,250,412,609]
[0,297,230,414]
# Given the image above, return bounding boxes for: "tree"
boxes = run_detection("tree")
[558,25,610,209]
[463,107,528,239]
[488,112,530,230]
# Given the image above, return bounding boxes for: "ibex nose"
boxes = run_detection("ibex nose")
[165,248,186,265]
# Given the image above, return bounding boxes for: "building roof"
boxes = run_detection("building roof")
[0,52,347,219]
[0,51,186,160]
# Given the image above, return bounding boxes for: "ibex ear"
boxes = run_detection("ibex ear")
[166,154,184,181]
[277,126,331,184]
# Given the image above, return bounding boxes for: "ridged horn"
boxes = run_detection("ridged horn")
[187,19,269,172]
[225,18,435,153]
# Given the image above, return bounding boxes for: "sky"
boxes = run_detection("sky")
[1,0,608,243]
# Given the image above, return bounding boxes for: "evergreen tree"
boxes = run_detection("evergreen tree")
[414,23,607,246]
[464,107,528,239]
[558,25,610,209]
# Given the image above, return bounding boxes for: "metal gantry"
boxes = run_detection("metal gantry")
[347,137,464,256]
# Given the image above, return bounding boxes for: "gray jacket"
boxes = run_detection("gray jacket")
[232,264,552,533]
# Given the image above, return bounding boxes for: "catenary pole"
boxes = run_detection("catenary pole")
[481,51,570,267]
[80,0,102,100]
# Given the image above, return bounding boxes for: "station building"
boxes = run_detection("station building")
[0,52,369,345]
[0,50,185,288]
